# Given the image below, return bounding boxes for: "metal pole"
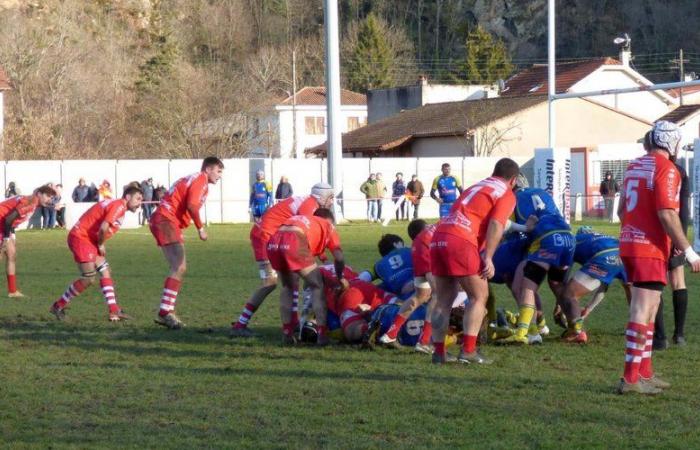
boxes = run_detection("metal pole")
[324,0,344,219]
[547,0,556,148]
[291,49,298,157]
[680,49,685,106]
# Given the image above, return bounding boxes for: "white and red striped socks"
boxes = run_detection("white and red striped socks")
[54,279,89,310]
[159,277,181,317]
[100,278,119,314]
[234,302,258,329]
[623,322,647,384]
[639,322,655,380]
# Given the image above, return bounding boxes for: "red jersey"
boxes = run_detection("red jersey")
[412,223,437,257]
[257,196,318,237]
[284,215,341,256]
[620,153,680,260]
[320,266,393,315]
[155,172,209,229]
[435,177,515,247]
[0,195,39,229]
[70,199,127,244]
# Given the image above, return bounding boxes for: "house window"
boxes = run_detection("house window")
[305,117,325,135]
[347,116,366,131]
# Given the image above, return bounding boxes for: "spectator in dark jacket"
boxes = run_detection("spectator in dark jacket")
[406,174,425,219]
[599,171,619,221]
[72,178,90,202]
[141,178,155,224]
[5,181,19,198]
[392,172,407,220]
[275,176,293,202]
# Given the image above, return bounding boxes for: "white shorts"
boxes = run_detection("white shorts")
[573,270,601,291]
[414,276,431,289]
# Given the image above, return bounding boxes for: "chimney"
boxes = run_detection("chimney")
[620,48,631,67]
[417,75,428,86]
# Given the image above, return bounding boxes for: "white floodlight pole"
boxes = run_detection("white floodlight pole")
[547,0,556,148]
[324,0,344,219]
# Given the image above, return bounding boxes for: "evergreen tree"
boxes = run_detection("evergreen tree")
[345,13,394,93]
[452,25,513,84]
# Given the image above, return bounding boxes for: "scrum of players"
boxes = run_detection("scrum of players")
[2,121,692,396]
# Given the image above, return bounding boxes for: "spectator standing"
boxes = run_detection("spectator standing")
[275,176,293,202]
[141,178,155,225]
[72,178,90,203]
[392,172,407,221]
[406,174,425,219]
[360,173,379,222]
[5,182,19,198]
[98,180,114,201]
[430,163,463,218]
[54,184,65,228]
[376,172,387,220]
[249,170,273,222]
[40,182,56,229]
[599,170,619,222]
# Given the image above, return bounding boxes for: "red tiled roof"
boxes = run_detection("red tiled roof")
[0,66,11,90]
[279,87,366,106]
[308,95,546,155]
[502,57,620,96]
[656,104,700,124]
[665,85,700,98]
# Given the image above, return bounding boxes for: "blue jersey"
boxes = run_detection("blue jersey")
[375,303,427,347]
[574,230,620,265]
[515,188,570,238]
[574,229,626,285]
[432,175,462,203]
[250,180,273,217]
[374,248,414,296]
[492,232,530,284]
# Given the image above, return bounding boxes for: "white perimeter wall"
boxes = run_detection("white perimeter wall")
[5,157,537,227]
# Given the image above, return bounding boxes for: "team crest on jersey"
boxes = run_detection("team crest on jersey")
[586,264,608,277]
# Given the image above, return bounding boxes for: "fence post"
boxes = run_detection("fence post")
[611,193,620,223]
[574,193,583,222]
[690,192,695,221]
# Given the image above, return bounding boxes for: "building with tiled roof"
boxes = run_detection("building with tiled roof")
[309,94,650,158]
[657,104,700,148]
[503,57,675,123]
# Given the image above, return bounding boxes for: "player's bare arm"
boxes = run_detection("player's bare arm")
[97,222,110,256]
[481,219,505,280]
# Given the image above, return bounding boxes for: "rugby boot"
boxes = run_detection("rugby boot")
[640,375,671,390]
[7,291,25,298]
[561,329,588,344]
[378,334,402,349]
[457,350,493,365]
[497,333,529,345]
[50,304,67,321]
[229,326,257,338]
[616,378,662,395]
[154,313,185,330]
[414,343,434,355]
[109,310,132,322]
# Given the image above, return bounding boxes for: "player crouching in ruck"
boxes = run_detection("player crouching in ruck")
[430,158,520,364]
[617,122,700,395]
[50,184,144,321]
[267,208,347,346]
[151,156,224,330]
[0,185,56,298]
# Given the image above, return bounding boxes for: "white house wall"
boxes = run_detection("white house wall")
[680,115,700,147]
[411,136,471,157]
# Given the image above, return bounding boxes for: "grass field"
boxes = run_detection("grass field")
[2,220,700,449]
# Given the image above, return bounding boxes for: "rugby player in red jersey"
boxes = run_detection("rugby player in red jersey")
[230,183,335,337]
[0,185,56,297]
[617,122,700,395]
[267,208,346,346]
[429,158,520,364]
[50,184,144,321]
[150,157,224,329]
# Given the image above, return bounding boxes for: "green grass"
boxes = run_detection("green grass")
[1,220,700,449]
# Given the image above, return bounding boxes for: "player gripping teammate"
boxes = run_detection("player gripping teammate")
[267,208,346,346]
[430,158,520,364]
[557,227,630,344]
[501,187,573,345]
[0,185,56,297]
[231,183,334,337]
[150,156,224,329]
[249,170,273,222]
[430,163,463,218]
[378,220,437,353]
[616,122,700,395]
[50,184,144,321]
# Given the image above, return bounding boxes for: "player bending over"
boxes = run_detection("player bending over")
[150,156,224,329]
[231,183,334,338]
[267,208,346,346]
[430,158,520,364]
[50,184,144,321]
[616,123,700,395]
[0,185,56,297]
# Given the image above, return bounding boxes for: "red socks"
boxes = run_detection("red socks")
[623,322,647,384]
[100,278,119,313]
[419,322,432,345]
[462,334,478,354]
[54,279,89,309]
[386,315,407,339]
[234,302,258,329]
[159,277,181,317]
[7,274,17,293]
[434,342,446,358]
[639,322,654,379]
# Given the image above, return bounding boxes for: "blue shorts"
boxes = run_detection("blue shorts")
[375,303,427,346]
[439,202,454,218]
[579,249,627,285]
[252,203,268,218]
[527,230,575,268]
[492,251,525,285]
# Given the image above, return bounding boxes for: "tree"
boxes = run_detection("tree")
[452,25,514,84]
[345,13,395,93]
